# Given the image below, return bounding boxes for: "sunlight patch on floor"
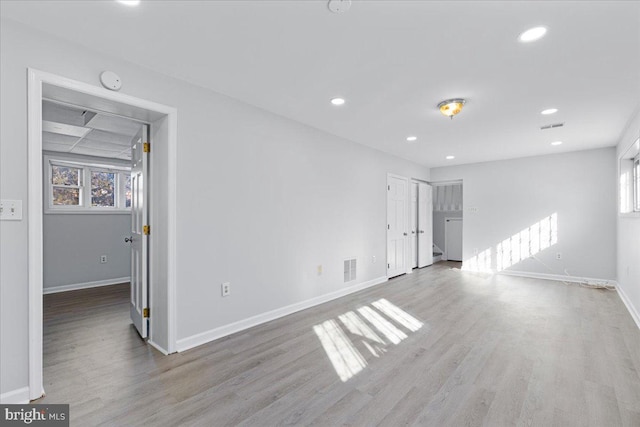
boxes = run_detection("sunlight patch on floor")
[314,299,424,382]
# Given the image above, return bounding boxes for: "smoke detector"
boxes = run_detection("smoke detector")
[328,0,351,14]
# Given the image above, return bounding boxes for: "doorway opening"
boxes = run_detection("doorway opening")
[27,69,177,401]
[431,180,463,263]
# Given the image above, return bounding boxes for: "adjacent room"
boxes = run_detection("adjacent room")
[1,1,639,426]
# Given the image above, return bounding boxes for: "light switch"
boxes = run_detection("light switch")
[0,200,23,221]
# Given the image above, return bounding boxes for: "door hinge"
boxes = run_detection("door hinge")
[388,263,390,269]
[143,225,150,235]
[143,307,149,318]
[387,224,390,230]
[388,185,390,190]
[143,142,150,153]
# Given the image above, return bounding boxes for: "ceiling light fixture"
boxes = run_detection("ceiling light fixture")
[406,136,417,142]
[518,26,547,42]
[438,99,466,119]
[446,155,455,160]
[330,97,345,106]
[551,141,563,146]
[541,108,558,115]
[117,0,141,5]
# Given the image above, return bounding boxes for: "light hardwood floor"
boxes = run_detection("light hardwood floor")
[40,262,640,426]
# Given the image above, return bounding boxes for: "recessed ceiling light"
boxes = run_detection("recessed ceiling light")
[117,0,141,5]
[406,136,417,142]
[330,97,345,106]
[541,108,558,115]
[518,26,547,43]
[446,155,455,160]
[551,141,563,146]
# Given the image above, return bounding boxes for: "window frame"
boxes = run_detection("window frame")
[45,156,131,214]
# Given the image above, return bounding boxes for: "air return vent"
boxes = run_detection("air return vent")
[540,122,565,130]
[344,258,357,283]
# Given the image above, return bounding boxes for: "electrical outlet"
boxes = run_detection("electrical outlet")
[221,282,231,297]
[372,255,376,263]
[0,200,23,221]
[317,265,322,275]
[100,255,108,264]
[556,253,562,260]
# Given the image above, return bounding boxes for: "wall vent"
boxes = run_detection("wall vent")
[540,122,565,130]
[344,258,357,283]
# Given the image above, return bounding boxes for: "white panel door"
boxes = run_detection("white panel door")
[410,182,418,268]
[387,175,408,278]
[445,218,463,262]
[129,125,149,338]
[418,183,433,268]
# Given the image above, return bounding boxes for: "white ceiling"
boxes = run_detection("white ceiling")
[3,1,639,167]
[42,100,139,160]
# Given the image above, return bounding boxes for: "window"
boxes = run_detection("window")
[634,155,640,212]
[46,157,131,213]
[619,136,640,215]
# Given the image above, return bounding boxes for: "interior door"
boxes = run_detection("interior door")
[418,183,433,267]
[129,125,149,338]
[410,182,418,268]
[387,175,408,278]
[445,218,463,262]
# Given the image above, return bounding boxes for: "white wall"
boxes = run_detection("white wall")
[0,19,429,395]
[430,148,617,280]
[42,152,131,290]
[616,109,640,326]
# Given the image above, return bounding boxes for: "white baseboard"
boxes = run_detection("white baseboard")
[148,339,170,355]
[617,282,640,330]
[0,386,30,404]
[176,276,388,352]
[43,277,130,294]
[498,270,616,287]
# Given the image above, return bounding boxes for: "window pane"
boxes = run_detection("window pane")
[125,173,132,208]
[52,165,80,186]
[91,171,115,207]
[52,187,80,205]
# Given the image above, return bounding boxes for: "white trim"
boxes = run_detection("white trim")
[28,68,179,401]
[0,387,31,404]
[617,282,640,330]
[498,269,617,287]
[177,276,388,352]
[148,339,170,356]
[43,277,130,295]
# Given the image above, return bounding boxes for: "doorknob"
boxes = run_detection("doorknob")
[419,230,425,234]
[411,230,416,234]
[403,232,408,236]
[125,236,132,243]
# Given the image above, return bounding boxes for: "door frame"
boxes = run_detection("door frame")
[444,217,463,262]
[386,173,410,278]
[27,69,178,401]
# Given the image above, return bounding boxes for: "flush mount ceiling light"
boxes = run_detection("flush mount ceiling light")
[406,136,417,142]
[518,26,547,42]
[541,108,558,115]
[446,155,455,160]
[438,99,466,119]
[551,141,563,146]
[117,0,141,5]
[330,97,345,106]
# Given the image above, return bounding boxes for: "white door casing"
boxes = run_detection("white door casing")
[410,181,419,269]
[445,217,463,262]
[387,174,408,278]
[418,183,433,268]
[130,125,149,338]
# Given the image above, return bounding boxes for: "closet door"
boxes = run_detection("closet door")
[417,183,433,268]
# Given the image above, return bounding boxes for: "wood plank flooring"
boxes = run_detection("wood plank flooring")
[40,262,640,426]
